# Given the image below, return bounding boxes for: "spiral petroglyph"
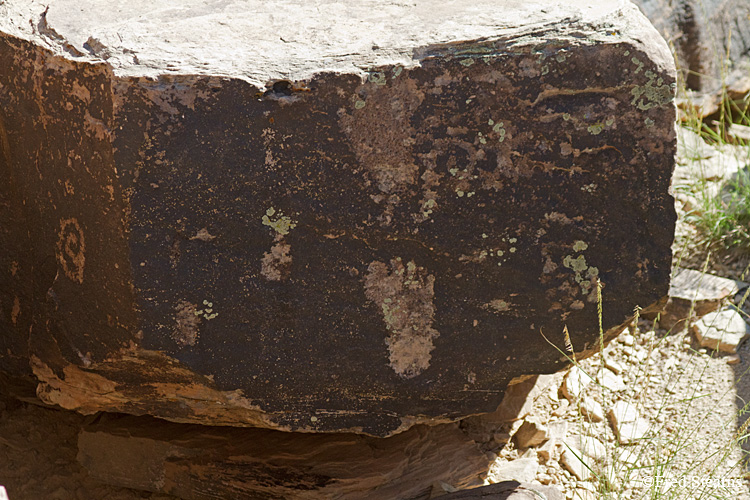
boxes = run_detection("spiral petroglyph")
[56,218,85,283]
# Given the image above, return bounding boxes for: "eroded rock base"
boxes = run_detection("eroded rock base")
[77,414,489,500]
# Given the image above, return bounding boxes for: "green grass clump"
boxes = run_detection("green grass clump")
[687,163,750,254]
[551,270,750,500]
[678,61,750,256]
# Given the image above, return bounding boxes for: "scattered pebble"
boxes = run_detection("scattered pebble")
[579,398,604,423]
[561,366,592,401]
[693,307,750,354]
[514,418,549,449]
[560,447,592,481]
[598,369,627,393]
[488,457,539,484]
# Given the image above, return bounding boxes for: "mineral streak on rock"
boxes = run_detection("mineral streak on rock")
[0,0,676,436]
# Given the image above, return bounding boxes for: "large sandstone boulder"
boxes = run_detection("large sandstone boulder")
[0,0,676,437]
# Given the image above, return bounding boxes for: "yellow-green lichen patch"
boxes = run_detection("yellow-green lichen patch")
[587,123,604,135]
[364,259,439,379]
[452,45,501,57]
[572,240,588,252]
[631,57,644,74]
[369,71,387,85]
[194,299,219,320]
[563,254,588,273]
[631,72,673,111]
[392,66,403,79]
[262,207,297,235]
[459,58,475,67]
[420,198,437,218]
[492,121,506,142]
[562,241,599,299]
[467,235,519,267]
[487,299,511,312]
[644,117,655,128]
[354,100,366,109]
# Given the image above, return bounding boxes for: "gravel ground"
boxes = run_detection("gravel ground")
[485,320,750,500]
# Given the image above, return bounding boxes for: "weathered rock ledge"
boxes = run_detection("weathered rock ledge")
[0,0,676,437]
[77,414,489,500]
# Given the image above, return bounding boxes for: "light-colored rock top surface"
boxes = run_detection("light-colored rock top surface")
[0,0,671,88]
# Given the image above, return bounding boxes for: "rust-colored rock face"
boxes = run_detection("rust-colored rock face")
[0,0,676,437]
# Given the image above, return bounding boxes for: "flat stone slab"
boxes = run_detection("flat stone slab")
[488,458,539,484]
[513,417,549,449]
[670,268,742,303]
[562,366,593,402]
[608,401,650,444]
[566,435,607,461]
[693,307,750,354]
[647,268,744,330]
[560,447,593,481]
[0,0,676,436]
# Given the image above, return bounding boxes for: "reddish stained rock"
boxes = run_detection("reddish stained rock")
[0,0,675,436]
